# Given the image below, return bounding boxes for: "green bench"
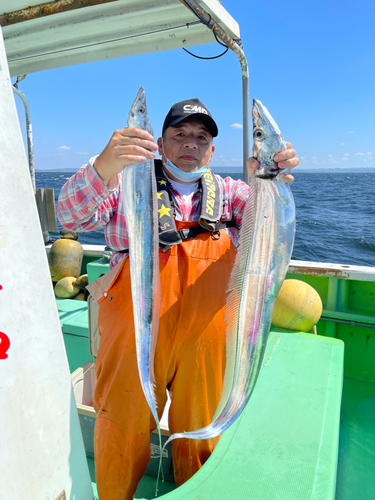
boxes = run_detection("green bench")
[135,331,344,500]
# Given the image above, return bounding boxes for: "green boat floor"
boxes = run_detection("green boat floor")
[56,297,87,329]
[87,457,177,499]
[84,331,344,499]
[56,298,89,337]
[335,376,375,500]
[56,298,93,371]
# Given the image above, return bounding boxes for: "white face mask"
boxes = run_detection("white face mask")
[161,139,209,183]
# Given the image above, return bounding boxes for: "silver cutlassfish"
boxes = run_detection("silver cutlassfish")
[162,98,296,446]
[122,87,161,438]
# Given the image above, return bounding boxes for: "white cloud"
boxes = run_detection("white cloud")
[343,153,350,156]
[212,155,243,167]
[75,151,88,155]
[340,143,345,145]
[347,131,355,134]
[356,152,372,159]
[328,155,333,158]
[230,123,243,129]
[57,145,72,150]
[342,157,349,161]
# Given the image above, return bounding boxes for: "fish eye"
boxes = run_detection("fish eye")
[254,128,265,141]
[138,106,145,114]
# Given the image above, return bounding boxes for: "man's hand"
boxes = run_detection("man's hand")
[94,128,158,186]
[246,142,299,184]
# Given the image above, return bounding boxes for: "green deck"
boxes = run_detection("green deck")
[57,258,375,499]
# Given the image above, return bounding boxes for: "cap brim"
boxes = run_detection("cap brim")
[165,114,218,137]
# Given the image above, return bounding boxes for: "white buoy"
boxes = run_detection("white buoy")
[0,29,93,500]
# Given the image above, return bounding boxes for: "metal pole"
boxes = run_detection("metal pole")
[12,85,36,193]
[320,316,375,330]
[179,0,250,184]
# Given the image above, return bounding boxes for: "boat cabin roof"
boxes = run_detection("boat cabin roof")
[1,0,240,76]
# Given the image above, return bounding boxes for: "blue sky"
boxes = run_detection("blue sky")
[12,0,375,171]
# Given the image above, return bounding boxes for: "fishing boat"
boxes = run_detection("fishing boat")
[1,1,374,499]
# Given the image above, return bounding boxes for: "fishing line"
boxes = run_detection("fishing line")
[183,46,228,60]
[156,438,169,496]
[181,0,229,60]
[155,424,164,496]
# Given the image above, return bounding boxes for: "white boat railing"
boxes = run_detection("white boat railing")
[12,81,36,192]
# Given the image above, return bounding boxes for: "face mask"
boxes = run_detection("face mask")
[161,139,209,183]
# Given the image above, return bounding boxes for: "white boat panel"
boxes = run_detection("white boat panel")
[45,241,375,281]
[0,29,93,500]
[289,260,375,282]
[0,0,240,76]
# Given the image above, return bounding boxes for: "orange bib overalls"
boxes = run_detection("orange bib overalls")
[94,220,236,500]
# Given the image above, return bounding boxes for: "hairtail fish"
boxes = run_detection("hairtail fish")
[122,87,162,448]
[161,99,295,447]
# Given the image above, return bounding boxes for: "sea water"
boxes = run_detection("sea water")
[36,170,375,268]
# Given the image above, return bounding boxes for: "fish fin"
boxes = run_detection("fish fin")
[161,179,258,441]
[213,177,257,421]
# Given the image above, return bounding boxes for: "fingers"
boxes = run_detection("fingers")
[114,128,158,155]
[246,157,259,176]
[277,157,300,170]
[116,143,157,161]
[274,142,299,172]
[94,128,158,185]
[278,172,295,184]
[273,147,296,164]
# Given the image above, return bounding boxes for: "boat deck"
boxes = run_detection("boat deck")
[87,377,375,500]
[84,377,375,500]
[57,256,375,499]
[84,376,375,500]
[336,376,375,499]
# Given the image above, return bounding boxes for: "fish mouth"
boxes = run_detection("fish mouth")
[255,164,280,179]
[256,172,278,180]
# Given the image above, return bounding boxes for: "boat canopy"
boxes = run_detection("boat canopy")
[1,0,240,76]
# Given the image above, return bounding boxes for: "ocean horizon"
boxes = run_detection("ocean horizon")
[36,167,375,174]
[36,170,375,268]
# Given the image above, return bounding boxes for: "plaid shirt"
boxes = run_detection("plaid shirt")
[57,158,251,268]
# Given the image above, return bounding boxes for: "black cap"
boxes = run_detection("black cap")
[162,98,218,137]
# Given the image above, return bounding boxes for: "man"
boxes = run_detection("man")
[57,98,298,500]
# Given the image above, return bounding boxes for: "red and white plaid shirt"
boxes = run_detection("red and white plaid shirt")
[57,158,251,268]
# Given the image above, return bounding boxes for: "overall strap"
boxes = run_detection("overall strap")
[151,160,236,252]
[199,169,222,231]
[154,160,183,250]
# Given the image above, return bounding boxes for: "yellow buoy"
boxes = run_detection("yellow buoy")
[74,292,86,301]
[48,232,83,282]
[76,274,88,287]
[272,279,323,333]
[55,277,80,299]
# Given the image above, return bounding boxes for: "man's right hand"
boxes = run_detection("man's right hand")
[94,128,158,186]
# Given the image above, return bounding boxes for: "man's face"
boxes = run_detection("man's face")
[157,119,215,173]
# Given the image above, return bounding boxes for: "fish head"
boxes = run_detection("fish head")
[252,99,286,179]
[127,87,153,136]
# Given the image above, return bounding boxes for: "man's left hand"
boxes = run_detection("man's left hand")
[247,142,299,184]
